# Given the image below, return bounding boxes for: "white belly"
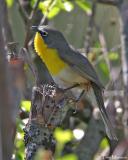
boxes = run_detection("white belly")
[52,67,86,88]
[52,66,97,106]
[52,67,89,98]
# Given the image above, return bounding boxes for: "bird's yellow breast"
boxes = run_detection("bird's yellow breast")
[34,32,67,75]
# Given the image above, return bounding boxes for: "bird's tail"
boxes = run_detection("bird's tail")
[91,82,117,141]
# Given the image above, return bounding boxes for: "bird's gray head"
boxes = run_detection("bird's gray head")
[32,26,69,50]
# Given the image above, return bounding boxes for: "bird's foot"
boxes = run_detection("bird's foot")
[80,81,91,92]
[75,90,85,102]
[73,90,85,114]
[64,83,80,91]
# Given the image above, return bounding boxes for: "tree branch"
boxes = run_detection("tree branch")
[75,116,105,160]
[0,3,14,159]
[24,0,42,48]
[118,0,128,139]
[0,0,14,43]
[85,0,97,54]
[17,0,29,24]
[24,84,76,160]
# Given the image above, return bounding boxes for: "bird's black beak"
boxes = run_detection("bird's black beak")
[31,26,39,32]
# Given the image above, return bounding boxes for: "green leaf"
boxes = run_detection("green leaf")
[47,7,60,19]
[100,138,109,149]
[21,100,31,112]
[61,1,74,12]
[99,61,109,76]
[15,152,24,160]
[30,0,36,7]
[39,0,53,10]
[75,0,91,15]
[14,119,25,160]
[94,42,101,48]
[39,0,60,19]
[57,154,78,160]
[51,0,73,12]
[6,0,14,7]
[54,128,73,143]
[108,52,119,60]
[39,0,74,19]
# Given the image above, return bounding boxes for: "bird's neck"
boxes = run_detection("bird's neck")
[34,32,67,75]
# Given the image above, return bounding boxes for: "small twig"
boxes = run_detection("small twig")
[118,1,128,139]
[29,0,41,20]
[84,0,97,54]
[20,48,39,85]
[24,0,41,48]
[79,44,121,56]
[17,0,29,24]
[110,44,121,52]
[93,44,121,66]
[27,0,54,47]
[104,90,124,97]
[40,0,55,25]
[95,25,115,80]
[93,54,104,66]
[99,33,109,66]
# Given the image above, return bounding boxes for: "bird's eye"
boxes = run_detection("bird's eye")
[42,31,48,36]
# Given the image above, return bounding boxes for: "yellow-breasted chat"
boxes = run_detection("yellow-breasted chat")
[32,26,117,140]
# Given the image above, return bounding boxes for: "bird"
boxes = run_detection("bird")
[32,25,117,140]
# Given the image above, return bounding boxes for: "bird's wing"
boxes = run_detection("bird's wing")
[58,47,117,140]
[58,47,104,89]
